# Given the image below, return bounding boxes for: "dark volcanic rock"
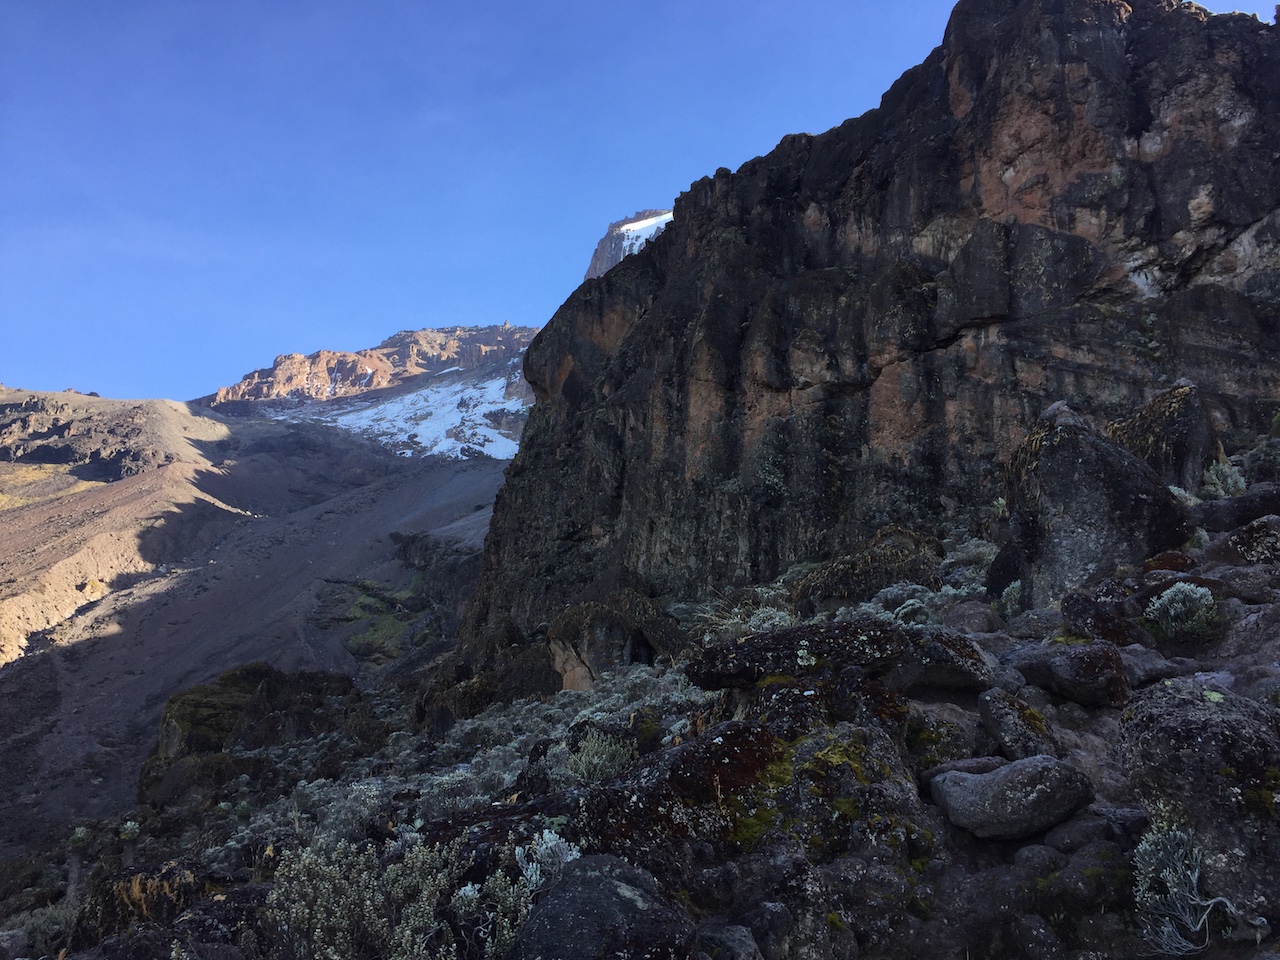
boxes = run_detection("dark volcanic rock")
[1120,677,1280,917]
[1106,381,1215,493]
[1004,640,1132,708]
[931,755,1095,839]
[685,618,912,691]
[979,687,1060,760]
[512,855,694,960]
[995,405,1190,608]
[464,0,1280,659]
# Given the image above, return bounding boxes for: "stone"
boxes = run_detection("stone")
[1192,486,1280,533]
[1116,643,1195,688]
[996,410,1191,609]
[684,618,912,690]
[883,627,997,693]
[920,755,1008,785]
[1003,641,1132,708]
[693,921,766,960]
[793,526,943,607]
[1106,382,1215,493]
[0,930,28,960]
[512,855,694,960]
[1044,814,1114,854]
[1121,678,1280,917]
[930,755,1094,839]
[1060,592,1153,648]
[978,688,1059,760]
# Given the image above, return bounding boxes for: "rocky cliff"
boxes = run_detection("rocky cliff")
[465,0,1280,654]
[583,209,674,281]
[198,323,538,407]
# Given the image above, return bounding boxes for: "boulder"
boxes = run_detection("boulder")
[931,755,1094,839]
[1003,641,1131,707]
[684,618,911,690]
[793,526,943,608]
[996,407,1191,609]
[512,855,694,960]
[883,628,997,693]
[1106,382,1215,493]
[693,922,765,960]
[979,688,1059,760]
[1120,678,1280,917]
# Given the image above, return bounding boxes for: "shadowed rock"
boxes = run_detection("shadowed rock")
[931,755,1095,839]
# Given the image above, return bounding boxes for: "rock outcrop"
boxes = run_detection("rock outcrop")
[583,210,674,281]
[198,324,538,407]
[464,0,1280,660]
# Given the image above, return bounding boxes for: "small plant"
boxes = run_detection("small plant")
[514,829,581,893]
[1133,807,1260,955]
[997,580,1024,619]
[565,731,636,783]
[892,598,930,625]
[1144,583,1217,644]
[1201,461,1246,500]
[745,606,797,634]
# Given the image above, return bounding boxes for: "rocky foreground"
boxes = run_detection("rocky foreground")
[4,387,1280,960]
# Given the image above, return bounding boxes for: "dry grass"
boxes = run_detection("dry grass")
[0,462,101,511]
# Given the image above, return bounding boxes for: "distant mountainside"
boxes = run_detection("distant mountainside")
[197,323,538,407]
[583,209,674,280]
[0,384,508,854]
[269,356,533,460]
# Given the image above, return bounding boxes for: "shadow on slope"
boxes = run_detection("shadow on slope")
[0,406,510,864]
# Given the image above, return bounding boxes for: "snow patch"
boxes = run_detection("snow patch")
[275,359,529,461]
[618,211,673,257]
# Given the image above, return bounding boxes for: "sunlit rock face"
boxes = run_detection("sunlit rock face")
[198,324,538,405]
[465,0,1280,654]
[583,210,674,281]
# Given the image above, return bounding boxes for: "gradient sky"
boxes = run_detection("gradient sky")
[2,2,1273,400]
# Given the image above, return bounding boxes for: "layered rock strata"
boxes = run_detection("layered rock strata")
[465,0,1280,656]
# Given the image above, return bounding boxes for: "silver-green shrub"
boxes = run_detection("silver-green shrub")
[1144,583,1217,643]
[266,837,467,960]
[265,829,581,960]
[1133,811,1259,955]
[514,829,581,893]
[1201,461,1246,500]
[565,730,636,783]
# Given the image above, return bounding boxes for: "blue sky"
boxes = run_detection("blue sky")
[1,2,1273,400]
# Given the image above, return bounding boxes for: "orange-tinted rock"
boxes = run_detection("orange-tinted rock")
[464,0,1280,662]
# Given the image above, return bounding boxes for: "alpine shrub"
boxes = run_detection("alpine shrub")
[1144,583,1217,644]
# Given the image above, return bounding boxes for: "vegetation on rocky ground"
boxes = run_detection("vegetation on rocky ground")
[5,419,1279,960]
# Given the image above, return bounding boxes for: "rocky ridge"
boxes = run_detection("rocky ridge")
[464,0,1280,659]
[583,209,675,281]
[198,324,538,408]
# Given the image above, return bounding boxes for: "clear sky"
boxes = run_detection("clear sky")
[1,2,1273,401]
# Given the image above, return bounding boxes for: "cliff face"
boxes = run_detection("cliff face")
[466,0,1280,650]
[199,324,538,406]
[583,210,674,281]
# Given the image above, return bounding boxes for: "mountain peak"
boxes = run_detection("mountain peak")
[584,209,674,281]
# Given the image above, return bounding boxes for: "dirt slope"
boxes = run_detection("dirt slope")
[0,388,509,854]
